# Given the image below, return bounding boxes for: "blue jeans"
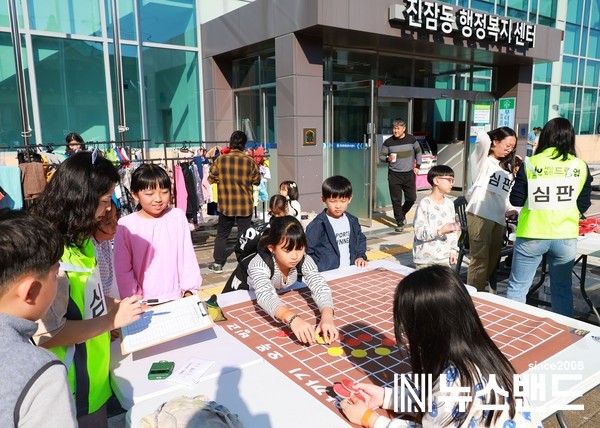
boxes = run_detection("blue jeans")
[506,238,577,317]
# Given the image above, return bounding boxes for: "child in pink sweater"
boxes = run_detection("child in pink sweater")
[114,164,202,302]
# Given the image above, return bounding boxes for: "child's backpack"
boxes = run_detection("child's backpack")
[223,248,305,293]
[234,222,269,263]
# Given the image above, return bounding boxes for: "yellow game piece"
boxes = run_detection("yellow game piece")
[327,347,344,357]
[374,347,391,356]
[316,334,326,344]
[351,349,368,358]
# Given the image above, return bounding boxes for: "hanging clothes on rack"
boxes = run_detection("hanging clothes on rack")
[19,162,46,200]
[0,166,22,210]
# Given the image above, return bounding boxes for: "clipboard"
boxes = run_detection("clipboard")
[120,295,214,354]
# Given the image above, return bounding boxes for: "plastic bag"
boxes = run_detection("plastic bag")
[140,395,243,428]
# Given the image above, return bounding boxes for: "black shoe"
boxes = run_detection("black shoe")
[207,263,224,274]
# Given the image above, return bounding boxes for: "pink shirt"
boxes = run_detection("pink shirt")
[114,207,202,301]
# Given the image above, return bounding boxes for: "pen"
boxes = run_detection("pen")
[140,299,159,305]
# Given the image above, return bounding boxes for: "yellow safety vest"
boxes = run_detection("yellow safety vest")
[51,239,111,416]
[516,150,587,239]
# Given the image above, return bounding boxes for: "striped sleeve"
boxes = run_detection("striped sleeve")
[300,255,334,313]
[247,254,284,318]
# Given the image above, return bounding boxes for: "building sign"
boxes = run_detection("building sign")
[389,1,535,48]
[497,97,516,129]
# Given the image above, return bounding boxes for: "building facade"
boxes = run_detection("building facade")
[2,0,599,222]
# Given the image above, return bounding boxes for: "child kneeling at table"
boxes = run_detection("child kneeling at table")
[340,265,542,428]
[227,215,339,345]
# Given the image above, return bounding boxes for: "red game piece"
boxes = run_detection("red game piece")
[342,378,358,392]
[333,382,351,398]
[345,337,361,347]
[276,330,289,338]
[381,337,396,347]
[357,333,373,342]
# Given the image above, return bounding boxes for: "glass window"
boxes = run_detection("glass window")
[567,0,584,24]
[533,62,552,83]
[0,2,8,27]
[578,58,586,85]
[139,0,196,46]
[573,88,582,133]
[331,49,376,83]
[378,53,411,86]
[106,0,137,41]
[559,87,576,122]
[589,28,600,60]
[564,23,581,56]
[585,60,600,87]
[561,56,578,85]
[233,56,259,88]
[506,0,528,21]
[580,89,597,134]
[472,68,492,91]
[538,1,557,24]
[262,55,276,85]
[28,0,102,37]
[142,47,200,144]
[581,26,588,55]
[236,89,260,141]
[0,33,32,148]
[32,36,109,143]
[530,84,550,131]
[109,44,142,141]
[471,0,495,14]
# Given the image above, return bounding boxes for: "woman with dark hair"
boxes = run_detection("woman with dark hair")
[507,118,592,316]
[65,132,85,156]
[466,126,517,291]
[31,151,143,426]
[340,266,541,427]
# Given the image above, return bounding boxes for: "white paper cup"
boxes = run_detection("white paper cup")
[389,153,397,162]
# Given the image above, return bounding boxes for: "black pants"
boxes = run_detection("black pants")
[213,213,252,266]
[388,170,416,224]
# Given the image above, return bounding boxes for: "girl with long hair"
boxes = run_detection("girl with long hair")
[340,265,541,427]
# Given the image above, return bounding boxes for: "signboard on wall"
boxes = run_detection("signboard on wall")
[388,1,536,48]
[497,97,516,129]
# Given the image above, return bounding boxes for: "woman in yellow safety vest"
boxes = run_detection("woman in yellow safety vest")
[506,118,592,316]
[31,152,144,426]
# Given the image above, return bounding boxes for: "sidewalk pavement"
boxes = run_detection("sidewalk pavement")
[109,185,600,427]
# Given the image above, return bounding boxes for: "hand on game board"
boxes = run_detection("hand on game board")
[290,317,316,344]
[315,307,339,344]
[339,396,370,426]
[352,383,385,408]
[354,257,368,268]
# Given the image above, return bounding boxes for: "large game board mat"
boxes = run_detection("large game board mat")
[220,268,583,424]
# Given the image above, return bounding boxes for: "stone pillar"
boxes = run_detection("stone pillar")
[275,33,324,213]
[203,57,234,142]
[496,63,533,159]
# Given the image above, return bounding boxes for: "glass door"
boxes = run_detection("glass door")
[326,80,375,226]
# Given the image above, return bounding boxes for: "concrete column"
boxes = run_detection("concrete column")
[203,57,234,141]
[275,33,324,213]
[496,64,533,159]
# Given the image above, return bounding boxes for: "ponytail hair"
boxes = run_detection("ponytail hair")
[280,180,299,201]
